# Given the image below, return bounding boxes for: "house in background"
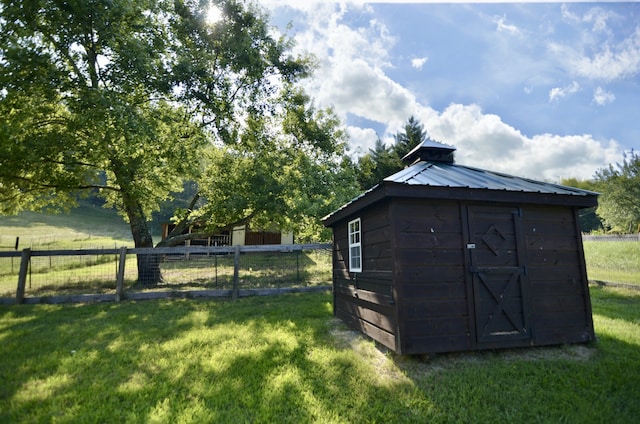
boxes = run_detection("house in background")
[161,223,293,247]
[323,140,598,355]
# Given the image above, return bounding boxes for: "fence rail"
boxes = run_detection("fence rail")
[582,234,640,242]
[0,243,332,305]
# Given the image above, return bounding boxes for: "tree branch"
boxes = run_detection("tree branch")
[1,174,120,193]
[156,212,255,248]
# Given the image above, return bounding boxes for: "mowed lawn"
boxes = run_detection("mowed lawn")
[1,287,639,423]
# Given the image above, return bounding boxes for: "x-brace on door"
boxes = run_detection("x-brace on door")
[467,206,531,344]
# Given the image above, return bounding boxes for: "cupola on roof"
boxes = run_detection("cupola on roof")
[402,139,456,164]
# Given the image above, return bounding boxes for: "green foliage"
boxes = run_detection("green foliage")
[0,0,350,261]
[172,89,360,243]
[594,151,640,233]
[356,139,401,190]
[355,115,427,190]
[1,289,639,422]
[559,177,602,232]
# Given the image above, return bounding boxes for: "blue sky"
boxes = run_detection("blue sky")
[262,1,640,181]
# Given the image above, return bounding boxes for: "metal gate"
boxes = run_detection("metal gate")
[467,206,531,344]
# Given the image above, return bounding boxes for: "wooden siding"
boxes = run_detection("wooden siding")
[245,231,281,245]
[329,196,594,355]
[390,199,471,354]
[332,202,397,351]
[522,205,594,345]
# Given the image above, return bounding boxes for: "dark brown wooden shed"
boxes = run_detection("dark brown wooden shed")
[322,140,598,355]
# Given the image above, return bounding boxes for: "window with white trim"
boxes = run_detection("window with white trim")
[348,218,362,272]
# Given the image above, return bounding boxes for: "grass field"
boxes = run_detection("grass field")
[0,209,638,421]
[1,207,639,295]
[0,203,134,251]
[1,287,639,423]
[583,240,640,285]
[0,206,331,297]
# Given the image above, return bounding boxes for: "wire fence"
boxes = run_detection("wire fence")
[0,244,332,304]
[1,236,637,304]
[582,234,640,242]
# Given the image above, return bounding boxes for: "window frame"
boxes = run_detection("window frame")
[348,218,362,273]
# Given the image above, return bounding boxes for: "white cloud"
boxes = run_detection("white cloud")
[346,126,379,156]
[555,6,640,82]
[562,5,619,35]
[265,1,625,181]
[424,104,622,180]
[312,59,417,124]
[573,27,640,81]
[560,4,580,23]
[269,1,415,127]
[291,3,395,70]
[593,87,615,106]
[411,57,429,70]
[494,15,519,34]
[549,81,580,102]
[584,7,616,34]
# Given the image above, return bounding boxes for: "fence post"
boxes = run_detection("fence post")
[115,246,127,302]
[296,249,300,282]
[232,245,240,299]
[16,248,31,305]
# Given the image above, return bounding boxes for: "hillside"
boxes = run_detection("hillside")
[0,203,146,249]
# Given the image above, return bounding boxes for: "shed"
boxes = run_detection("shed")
[322,140,598,355]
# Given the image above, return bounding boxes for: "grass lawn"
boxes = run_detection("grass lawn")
[1,287,639,423]
[583,241,640,285]
[0,203,133,250]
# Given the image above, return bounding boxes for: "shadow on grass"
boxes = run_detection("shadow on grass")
[0,293,424,423]
[1,289,639,423]
[589,284,640,322]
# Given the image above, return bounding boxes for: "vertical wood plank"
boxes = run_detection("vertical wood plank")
[16,248,31,305]
[233,245,240,299]
[572,207,595,339]
[115,246,127,302]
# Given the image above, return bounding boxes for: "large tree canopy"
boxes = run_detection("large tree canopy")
[162,88,359,246]
[0,0,357,285]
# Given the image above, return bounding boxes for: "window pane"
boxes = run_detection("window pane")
[350,246,361,269]
[348,218,362,272]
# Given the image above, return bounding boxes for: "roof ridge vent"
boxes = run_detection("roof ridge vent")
[402,139,456,164]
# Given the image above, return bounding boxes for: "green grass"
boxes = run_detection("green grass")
[0,206,331,298]
[0,203,134,250]
[583,241,640,285]
[1,287,639,423]
[0,250,331,298]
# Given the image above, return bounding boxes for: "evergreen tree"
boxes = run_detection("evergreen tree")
[355,115,428,190]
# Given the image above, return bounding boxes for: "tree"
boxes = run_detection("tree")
[392,115,427,160]
[161,89,360,246]
[355,138,399,190]
[355,115,427,190]
[560,177,602,232]
[594,151,640,233]
[0,0,346,285]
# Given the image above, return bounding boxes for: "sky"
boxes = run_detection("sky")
[259,0,640,181]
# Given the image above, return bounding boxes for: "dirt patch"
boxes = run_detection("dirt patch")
[328,318,597,382]
[328,318,410,384]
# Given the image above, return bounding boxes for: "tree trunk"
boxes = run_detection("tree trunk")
[124,196,162,287]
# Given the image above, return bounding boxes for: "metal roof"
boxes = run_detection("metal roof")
[402,139,456,164]
[323,139,598,225]
[384,161,598,196]
[323,159,598,225]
